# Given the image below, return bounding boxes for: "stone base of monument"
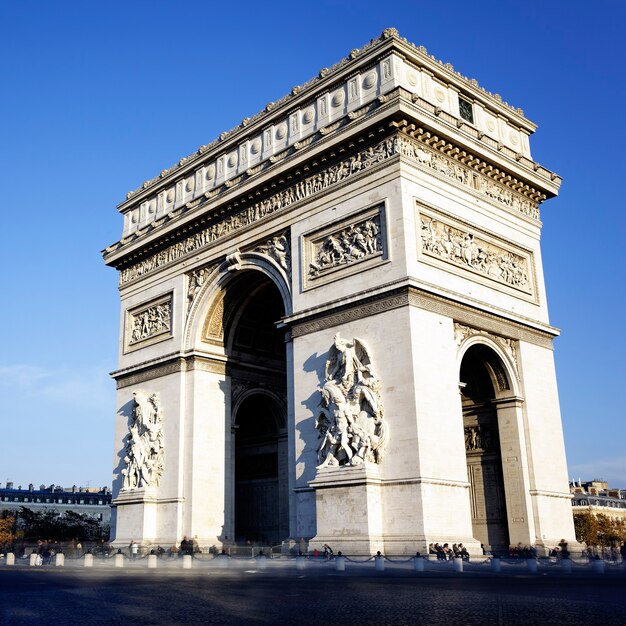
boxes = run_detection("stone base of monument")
[308,464,384,556]
[111,487,159,547]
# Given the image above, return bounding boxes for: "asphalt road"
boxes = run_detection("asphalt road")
[1,567,625,625]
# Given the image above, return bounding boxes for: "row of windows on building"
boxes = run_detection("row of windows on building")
[1,495,106,505]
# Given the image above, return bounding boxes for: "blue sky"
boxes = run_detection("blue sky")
[0,1,624,489]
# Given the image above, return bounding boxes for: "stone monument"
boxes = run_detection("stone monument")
[103,29,576,555]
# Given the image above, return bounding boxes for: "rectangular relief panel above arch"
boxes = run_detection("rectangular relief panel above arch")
[301,202,388,291]
[124,292,174,353]
[416,201,538,303]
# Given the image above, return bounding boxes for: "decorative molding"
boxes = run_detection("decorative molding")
[419,208,534,296]
[290,283,555,350]
[291,291,409,338]
[114,121,546,287]
[114,354,226,389]
[395,129,542,220]
[121,391,164,490]
[454,322,520,379]
[304,205,385,288]
[124,293,173,353]
[117,135,399,286]
[315,334,386,468]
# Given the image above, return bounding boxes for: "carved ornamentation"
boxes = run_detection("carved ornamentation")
[454,322,519,379]
[121,390,164,490]
[420,213,532,293]
[397,134,540,220]
[308,214,382,279]
[125,295,173,351]
[118,125,542,286]
[254,231,291,277]
[187,265,215,314]
[315,334,386,468]
[464,425,495,453]
[118,136,398,285]
[129,302,171,345]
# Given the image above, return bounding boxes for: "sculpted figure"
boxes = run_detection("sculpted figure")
[315,334,386,468]
[121,390,164,490]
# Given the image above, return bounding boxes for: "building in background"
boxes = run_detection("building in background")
[570,480,626,522]
[0,482,111,524]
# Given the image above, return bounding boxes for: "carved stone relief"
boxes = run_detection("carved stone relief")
[118,136,397,285]
[125,295,172,351]
[315,334,386,468]
[464,425,495,453]
[454,322,520,380]
[121,390,164,490]
[397,135,540,220]
[253,231,291,277]
[187,265,215,314]
[308,213,383,280]
[420,211,533,295]
[118,129,540,286]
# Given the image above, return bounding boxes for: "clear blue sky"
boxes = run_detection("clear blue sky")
[1,1,624,489]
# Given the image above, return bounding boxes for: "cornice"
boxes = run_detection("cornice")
[104,112,551,279]
[286,280,557,348]
[115,28,542,218]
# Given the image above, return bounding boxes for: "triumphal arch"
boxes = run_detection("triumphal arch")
[103,29,576,555]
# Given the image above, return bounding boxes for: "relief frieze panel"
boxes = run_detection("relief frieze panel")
[396,134,540,220]
[118,127,540,286]
[305,207,385,287]
[118,136,398,286]
[125,294,173,352]
[464,424,496,453]
[419,209,534,296]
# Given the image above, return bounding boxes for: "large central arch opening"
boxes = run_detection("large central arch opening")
[460,344,510,555]
[221,271,289,547]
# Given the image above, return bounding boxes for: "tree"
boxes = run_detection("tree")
[14,507,109,543]
[0,515,16,546]
[574,511,626,547]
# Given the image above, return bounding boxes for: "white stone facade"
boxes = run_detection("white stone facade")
[103,29,575,555]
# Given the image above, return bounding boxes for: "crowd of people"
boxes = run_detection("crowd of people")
[428,542,470,561]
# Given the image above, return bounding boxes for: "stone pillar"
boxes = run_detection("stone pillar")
[54,553,65,567]
[374,554,384,571]
[494,397,536,547]
[84,553,94,568]
[183,554,193,569]
[6,553,15,566]
[491,557,501,573]
[453,556,463,573]
[114,552,124,568]
[29,553,38,567]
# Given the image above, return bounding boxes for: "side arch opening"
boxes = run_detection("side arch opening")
[460,343,511,554]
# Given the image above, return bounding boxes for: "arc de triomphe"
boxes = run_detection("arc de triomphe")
[103,29,576,555]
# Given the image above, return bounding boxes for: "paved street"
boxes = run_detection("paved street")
[1,565,625,625]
